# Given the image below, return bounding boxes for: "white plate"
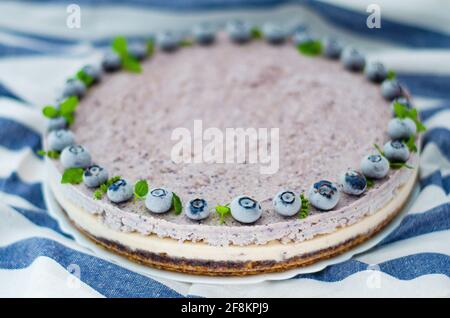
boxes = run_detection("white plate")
[43,180,419,285]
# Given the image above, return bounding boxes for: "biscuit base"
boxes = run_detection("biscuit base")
[70,209,399,276]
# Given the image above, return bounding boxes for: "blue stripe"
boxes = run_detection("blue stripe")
[420,171,450,195]
[304,0,450,48]
[380,203,450,246]
[379,253,450,280]
[422,128,450,160]
[10,205,73,239]
[295,253,450,282]
[5,1,450,49]
[0,172,45,210]
[0,237,183,298]
[0,43,47,58]
[8,0,293,10]
[421,102,450,122]
[0,83,27,103]
[0,26,81,46]
[0,117,41,153]
[398,74,450,99]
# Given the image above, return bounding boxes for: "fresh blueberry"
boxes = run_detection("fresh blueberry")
[62,78,86,99]
[128,41,148,61]
[230,195,262,223]
[226,20,252,44]
[145,188,173,213]
[47,116,67,131]
[102,50,121,72]
[60,145,92,169]
[185,198,210,220]
[192,23,216,45]
[81,64,101,83]
[387,118,417,140]
[47,129,75,152]
[156,31,179,52]
[381,79,404,101]
[392,96,412,108]
[383,140,410,162]
[308,180,340,211]
[360,154,390,179]
[322,37,343,59]
[83,165,109,188]
[107,179,133,203]
[262,23,286,44]
[340,169,367,196]
[365,61,388,83]
[273,190,301,216]
[340,47,365,72]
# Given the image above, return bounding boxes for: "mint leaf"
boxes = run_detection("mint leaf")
[179,39,194,47]
[215,205,231,224]
[59,96,78,115]
[386,69,396,80]
[172,192,182,215]
[76,69,94,87]
[147,40,155,56]
[374,143,385,157]
[134,179,149,199]
[93,189,103,200]
[122,56,142,73]
[112,36,127,55]
[93,177,118,199]
[366,178,375,188]
[406,135,418,153]
[56,96,79,126]
[404,108,426,132]
[42,106,60,118]
[47,150,60,159]
[61,168,84,184]
[393,101,408,118]
[250,27,262,39]
[93,184,108,199]
[393,103,426,133]
[297,41,322,56]
[390,162,413,170]
[299,193,310,219]
[415,120,427,133]
[63,113,75,125]
[106,176,121,187]
[111,36,142,73]
[100,183,108,193]
[37,150,60,159]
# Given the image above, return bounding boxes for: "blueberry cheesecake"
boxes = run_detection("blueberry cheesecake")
[43,25,421,276]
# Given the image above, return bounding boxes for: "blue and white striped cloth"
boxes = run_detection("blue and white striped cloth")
[0,0,449,297]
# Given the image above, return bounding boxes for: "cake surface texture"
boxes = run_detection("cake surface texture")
[45,29,421,275]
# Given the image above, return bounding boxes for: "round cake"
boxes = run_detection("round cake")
[43,24,422,276]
